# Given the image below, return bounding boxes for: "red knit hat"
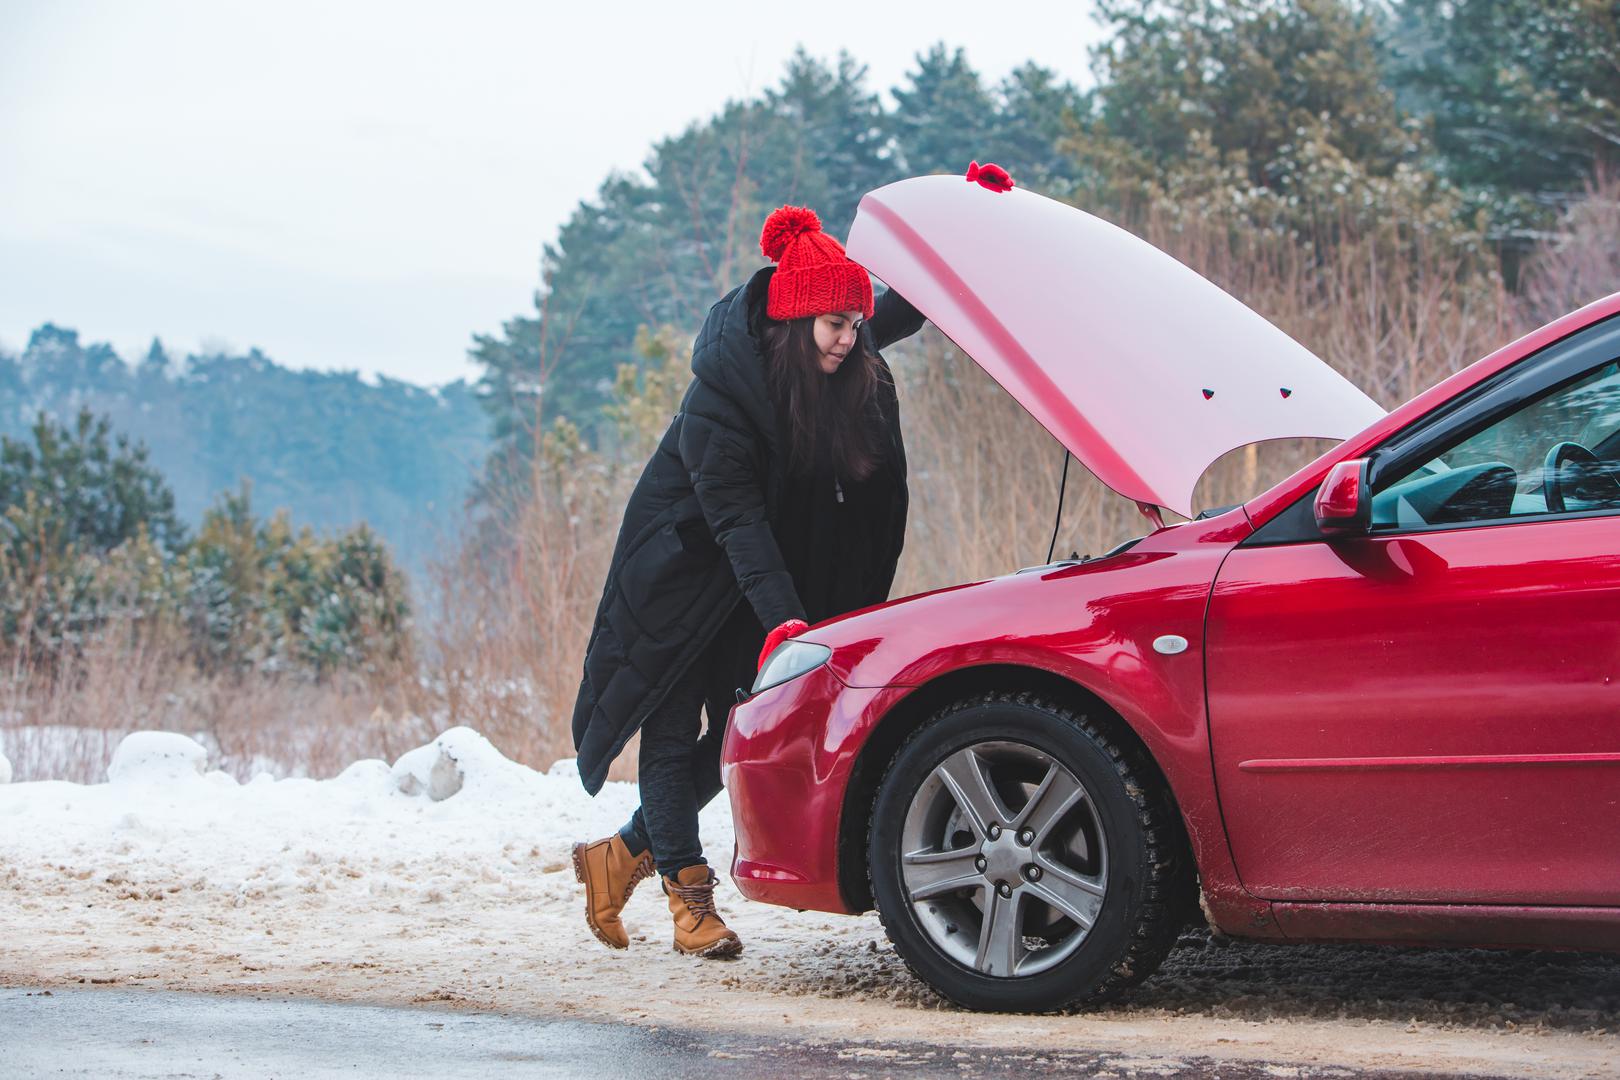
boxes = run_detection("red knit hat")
[759,205,873,321]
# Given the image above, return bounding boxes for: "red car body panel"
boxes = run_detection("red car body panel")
[724,206,1620,951]
[724,511,1284,936]
[724,665,889,907]
[1207,514,1620,906]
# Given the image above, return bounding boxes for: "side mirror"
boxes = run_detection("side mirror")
[1314,458,1371,536]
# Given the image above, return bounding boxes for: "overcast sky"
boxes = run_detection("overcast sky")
[1,1,1105,386]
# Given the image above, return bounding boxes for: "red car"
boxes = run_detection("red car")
[720,175,1620,1012]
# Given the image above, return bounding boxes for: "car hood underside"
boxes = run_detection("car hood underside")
[845,175,1386,518]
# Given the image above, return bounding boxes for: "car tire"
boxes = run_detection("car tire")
[867,690,1189,1011]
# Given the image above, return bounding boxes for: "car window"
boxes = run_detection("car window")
[1372,360,1620,529]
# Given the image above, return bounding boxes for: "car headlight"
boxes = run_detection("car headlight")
[751,640,832,694]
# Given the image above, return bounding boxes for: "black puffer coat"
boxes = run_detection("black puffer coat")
[570,266,924,794]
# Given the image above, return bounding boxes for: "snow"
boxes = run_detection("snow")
[0,750,10,784]
[0,724,728,911]
[388,727,529,803]
[106,732,209,785]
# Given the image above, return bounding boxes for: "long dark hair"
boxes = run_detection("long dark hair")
[761,315,886,481]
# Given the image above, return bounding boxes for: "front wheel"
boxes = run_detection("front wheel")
[867,692,1190,1011]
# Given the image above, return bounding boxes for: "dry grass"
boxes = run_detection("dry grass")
[1519,168,1620,328]
[0,629,430,784]
[418,458,643,782]
[6,177,1617,786]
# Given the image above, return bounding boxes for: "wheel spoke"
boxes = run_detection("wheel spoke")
[1010,762,1084,844]
[973,886,1023,976]
[934,747,1011,836]
[1032,854,1105,929]
[902,848,984,902]
[1026,873,1103,930]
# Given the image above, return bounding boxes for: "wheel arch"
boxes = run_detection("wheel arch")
[835,662,1195,915]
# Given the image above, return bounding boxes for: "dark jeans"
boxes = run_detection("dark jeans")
[619,604,761,878]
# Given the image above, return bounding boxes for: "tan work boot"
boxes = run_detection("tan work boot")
[571,833,655,950]
[663,864,743,958]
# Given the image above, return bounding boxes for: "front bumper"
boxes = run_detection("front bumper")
[721,663,890,914]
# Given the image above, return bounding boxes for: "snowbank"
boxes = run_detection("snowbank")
[0,725,722,907]
[388,726,533,803]
[107,732,210,785]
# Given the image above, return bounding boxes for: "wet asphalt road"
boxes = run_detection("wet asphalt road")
[2,985,1510,1079]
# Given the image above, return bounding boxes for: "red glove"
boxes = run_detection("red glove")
[757,619,809,671]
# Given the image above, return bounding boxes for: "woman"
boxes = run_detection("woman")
[570,205,925,958]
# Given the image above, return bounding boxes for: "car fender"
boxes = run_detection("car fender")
[800,512,1281,936]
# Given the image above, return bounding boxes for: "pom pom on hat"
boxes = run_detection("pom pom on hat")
[761,205,822,261]
[759,203,872,321]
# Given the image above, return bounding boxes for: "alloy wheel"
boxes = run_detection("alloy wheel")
[899,739,1107,978]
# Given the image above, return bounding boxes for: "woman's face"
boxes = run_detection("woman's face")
[812,310,864,375]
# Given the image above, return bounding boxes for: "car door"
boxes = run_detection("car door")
[1205,317,1620,906]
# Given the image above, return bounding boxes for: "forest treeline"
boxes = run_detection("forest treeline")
[474,0,1619,497]
[1,410,412,678]
[0,327,489,576]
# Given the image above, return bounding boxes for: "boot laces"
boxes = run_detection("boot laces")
[621,854,654,904]
[667,874,721,925]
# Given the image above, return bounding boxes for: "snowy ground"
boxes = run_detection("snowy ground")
[2,728,1617,1078]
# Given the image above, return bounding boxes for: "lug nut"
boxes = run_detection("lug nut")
[986,824,1002,840]
[1024,864,1042,882]
[1017,828,1034,845]
[996,881,1013,898]
[974,856,987,873]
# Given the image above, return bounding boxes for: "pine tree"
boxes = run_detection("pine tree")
[1384,0,1620,241]
[890,45,996,175]
[137,337,172,383]
[0,408,185,556]
[994,64,1089,197]
[1078,0,1415,201]
[0,409,186,654]
[0,346,21,399]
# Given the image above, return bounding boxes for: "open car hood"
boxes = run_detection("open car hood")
[846,175,1385,518]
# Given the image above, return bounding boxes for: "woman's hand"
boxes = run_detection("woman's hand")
[867,287,926,352]
[757,619,810,671]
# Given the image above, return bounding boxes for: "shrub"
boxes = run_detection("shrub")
[0,413,412,681]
